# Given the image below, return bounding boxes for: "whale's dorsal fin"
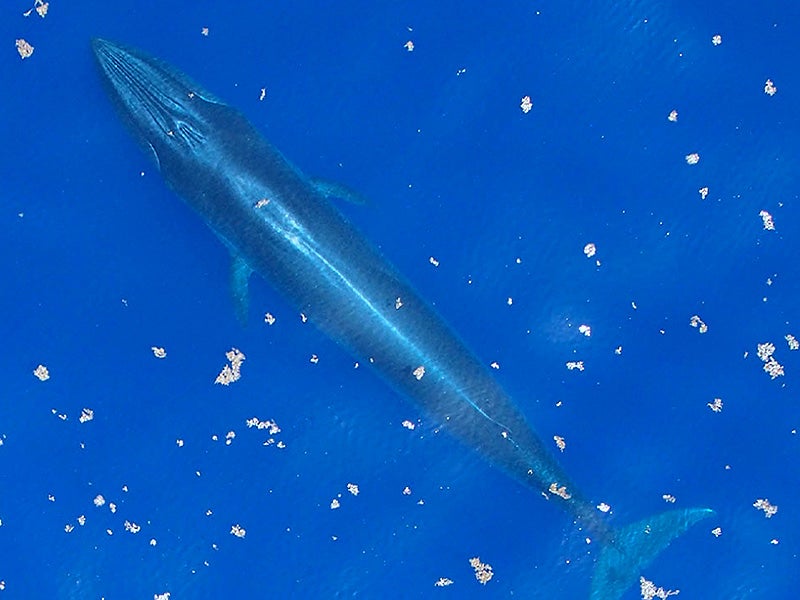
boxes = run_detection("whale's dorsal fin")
[267,141,368,206]
[310,177,369,206]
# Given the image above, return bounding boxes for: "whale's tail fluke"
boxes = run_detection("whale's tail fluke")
[590,507,714,600]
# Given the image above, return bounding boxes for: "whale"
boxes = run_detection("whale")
[91,38,713,598]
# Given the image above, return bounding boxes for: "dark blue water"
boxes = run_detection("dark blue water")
[2,1,798,598]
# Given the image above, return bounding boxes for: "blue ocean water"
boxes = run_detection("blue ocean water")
[2,1,798,598]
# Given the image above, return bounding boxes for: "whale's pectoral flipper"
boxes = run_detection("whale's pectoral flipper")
[229,254,252,326]
[590,507,715,600]
[310,177,369,206]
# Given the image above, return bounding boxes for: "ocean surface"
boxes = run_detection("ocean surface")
[1,1,798,598]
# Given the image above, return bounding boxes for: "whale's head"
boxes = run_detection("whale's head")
[91,38,229,171]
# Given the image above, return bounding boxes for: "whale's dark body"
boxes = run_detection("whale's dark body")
[92,38,712,598]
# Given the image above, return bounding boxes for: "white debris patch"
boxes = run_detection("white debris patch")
[16,38,34,59]
[23,1,49,18]
[215,347,246,385]
[756,342,784,379]
[223,431,235,445]
[754,498,778,518]
[764,79,777,96]
[685,152,700,165]
[764,358,784,379]
[640,576,680,599]
[124,520,141,534]
[33,364,49,381]
[246,416,283,448]
[578,324,591,337]
[757,342,776,362]
[759,210,775,231]
[548,482,571,499]
[583,243,596,258]
[689,315,708,333]
[246,417,281,435]
[412,365,425,380]
[520,95,533,113]
[565,361,584,371]
[712,34,722,46]
[469,557,493,585]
